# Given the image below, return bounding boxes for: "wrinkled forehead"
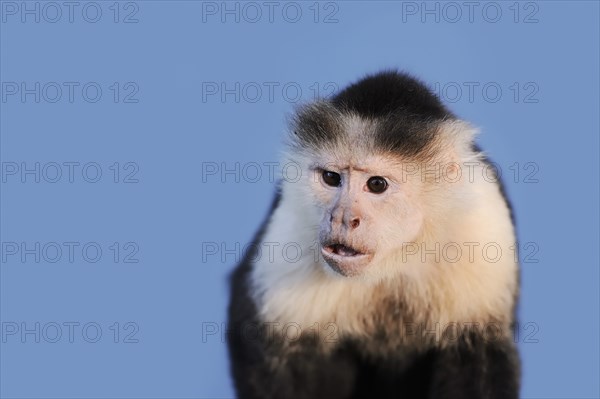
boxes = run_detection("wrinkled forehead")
[289,101,446,165]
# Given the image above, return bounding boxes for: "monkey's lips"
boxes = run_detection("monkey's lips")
[323,243,363,257]
[321,243,374,277]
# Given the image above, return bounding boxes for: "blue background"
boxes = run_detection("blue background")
[0,1,598,398]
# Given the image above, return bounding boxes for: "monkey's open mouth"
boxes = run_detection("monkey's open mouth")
[320,242,374,277]
[323,243,364,257]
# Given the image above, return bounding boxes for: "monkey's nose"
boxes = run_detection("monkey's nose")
[329,210,360,230]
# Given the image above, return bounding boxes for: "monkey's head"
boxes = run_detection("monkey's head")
[285,71,482,280]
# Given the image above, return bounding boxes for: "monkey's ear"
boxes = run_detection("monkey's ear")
[436,119,480,160]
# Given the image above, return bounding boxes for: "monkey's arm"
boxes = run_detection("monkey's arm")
[428,332,520,399]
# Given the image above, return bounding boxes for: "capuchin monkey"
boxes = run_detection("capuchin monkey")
[227,71,520,399]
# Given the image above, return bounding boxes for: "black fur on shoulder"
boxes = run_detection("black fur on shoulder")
[227,185,282,397]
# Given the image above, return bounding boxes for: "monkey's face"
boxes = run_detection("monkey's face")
[289,101,476,279]
[309,155,425,278]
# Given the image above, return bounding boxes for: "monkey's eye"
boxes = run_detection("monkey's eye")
[367,176,388,193]
[322,171,341,187]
